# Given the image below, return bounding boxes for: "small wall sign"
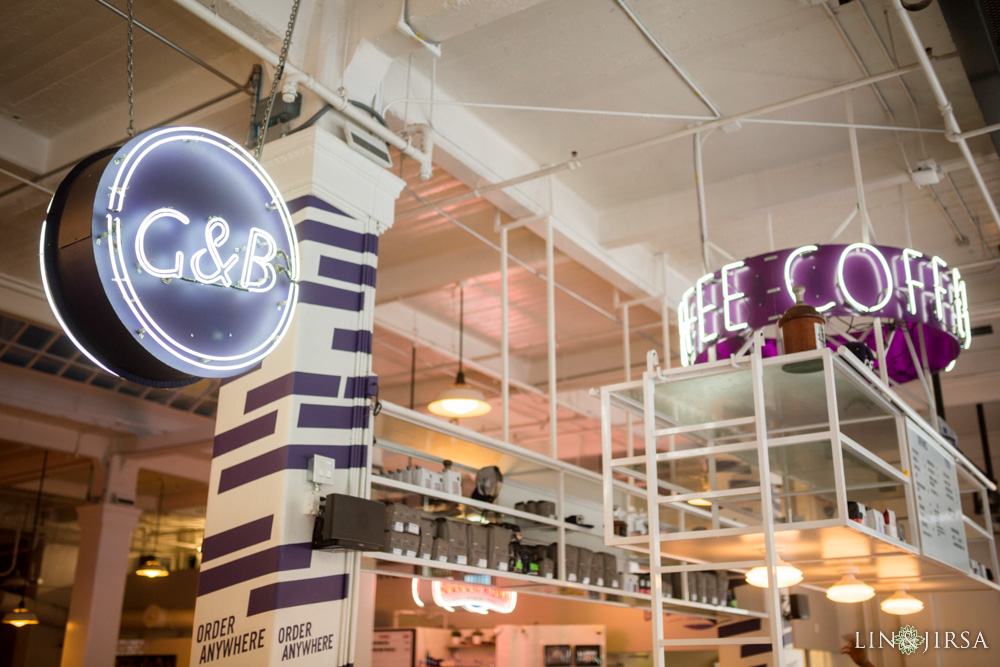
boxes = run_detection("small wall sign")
[40,127,299,386]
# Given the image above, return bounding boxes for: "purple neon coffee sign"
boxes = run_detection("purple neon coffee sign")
[678,244,970,380]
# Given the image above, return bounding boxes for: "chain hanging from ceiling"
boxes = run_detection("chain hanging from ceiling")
[126,0,135,137]
[255,0,302,161]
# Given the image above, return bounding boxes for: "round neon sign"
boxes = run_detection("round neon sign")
[40,127,299,386]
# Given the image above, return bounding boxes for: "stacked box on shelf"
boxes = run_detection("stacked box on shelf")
[590,553,605,587]
[548,544,581,582]
[382,502,419,557]
[577,547,594,584]
[437,518,469,566]
[601,553,620,589]
[467,523,489,568]
[486,524,513,571]
[417,516,436,560]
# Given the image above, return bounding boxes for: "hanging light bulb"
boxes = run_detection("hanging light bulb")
[428,283,492,418]
[825,569,875,603]
[880,589,923,615]
[2,599,39,628]
[745,556,803,588]
[135,480,169,578]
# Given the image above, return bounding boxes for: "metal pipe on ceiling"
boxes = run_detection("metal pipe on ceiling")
[170,0,433,178]
[93,0,250,94]
[889,0,1000,235]
[613,0,723,118]
[945,172,996,257]
[392,57,954,224]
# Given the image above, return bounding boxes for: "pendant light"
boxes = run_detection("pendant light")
[1,605,38,628]
[136,480,169,578]
[745,555,803,588]
[880,588,923,615]
[825,568,875,603]
[428,283,492,418]
[3,452,47,628]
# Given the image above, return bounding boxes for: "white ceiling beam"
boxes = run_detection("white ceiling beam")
[0,412,110,460]
[599,149,979,250]
[0,363,212,438]
[381,62,666,303]
[0,274,58,328]
[0,117,50,174]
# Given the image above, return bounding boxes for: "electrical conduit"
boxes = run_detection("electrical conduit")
[170,0,433,179]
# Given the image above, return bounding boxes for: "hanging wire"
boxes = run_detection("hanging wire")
[125,0,136,137]
[255,0,302,161]
[24,451,48,599]
[154,479,165,553]
[458,283,465,378]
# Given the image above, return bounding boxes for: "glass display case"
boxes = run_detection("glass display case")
[598,340,998,665]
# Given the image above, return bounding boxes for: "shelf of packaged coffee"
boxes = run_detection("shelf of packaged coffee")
[370,476,604,538]
[609,518,1000,594]
[361,552,768,619]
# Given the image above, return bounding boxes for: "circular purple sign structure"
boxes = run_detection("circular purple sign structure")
[40,127,299,385]
[678,244,970,383]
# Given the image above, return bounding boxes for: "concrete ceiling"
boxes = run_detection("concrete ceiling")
[0,0,998,528]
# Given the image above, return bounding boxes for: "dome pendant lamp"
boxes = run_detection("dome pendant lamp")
[880,588,923,615]
[745,554,803,589]
[428,284,492,419]
[825,569,875,603]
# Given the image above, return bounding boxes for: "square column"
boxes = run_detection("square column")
[189,127,404,666]
[59,502,143,667]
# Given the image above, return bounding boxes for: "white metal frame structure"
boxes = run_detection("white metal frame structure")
[599,338,999,667]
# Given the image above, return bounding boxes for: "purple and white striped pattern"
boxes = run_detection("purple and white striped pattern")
[190,191,381,666]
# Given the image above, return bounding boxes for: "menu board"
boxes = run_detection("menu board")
[907,420,969,571]
[371,629,415,667]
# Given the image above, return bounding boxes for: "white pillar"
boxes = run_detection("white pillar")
[59,502,142,667]
[188,126,404,666]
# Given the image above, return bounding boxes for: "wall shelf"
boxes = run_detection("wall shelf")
[366,401,766,621]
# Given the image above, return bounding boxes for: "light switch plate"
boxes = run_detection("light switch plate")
[309,454,336,485]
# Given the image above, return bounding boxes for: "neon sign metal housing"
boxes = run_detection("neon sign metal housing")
[678,244,969,382]
[40,127,299,386]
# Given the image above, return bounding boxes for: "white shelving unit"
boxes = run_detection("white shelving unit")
[364,400,766,619]
[598,338,999,667]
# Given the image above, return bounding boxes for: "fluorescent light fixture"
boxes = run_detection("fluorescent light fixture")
[825,570,875,603]
[880,589,923,615]
[745,558,803,588]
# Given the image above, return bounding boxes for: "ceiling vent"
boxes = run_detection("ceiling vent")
[344,122,393,169]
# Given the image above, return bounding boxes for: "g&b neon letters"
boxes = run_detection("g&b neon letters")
[133,208,279,292]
